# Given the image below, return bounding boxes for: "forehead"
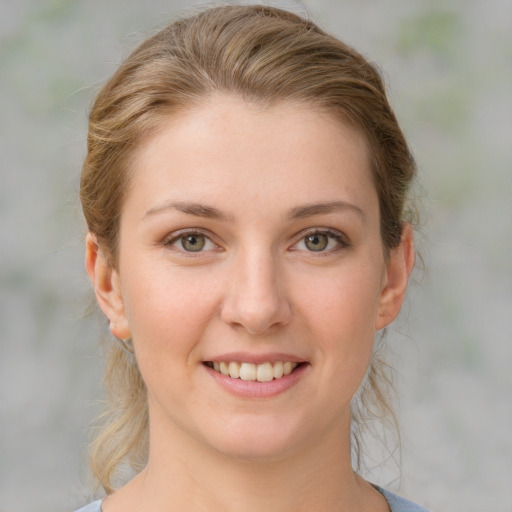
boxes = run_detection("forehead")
[126,94,377,217]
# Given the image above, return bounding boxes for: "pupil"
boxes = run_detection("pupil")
[182,235,205,252]
[306,234,328,251]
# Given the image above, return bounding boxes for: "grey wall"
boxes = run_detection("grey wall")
[1,1,511,511]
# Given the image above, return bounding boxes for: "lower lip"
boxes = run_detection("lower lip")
[204,363,309,398]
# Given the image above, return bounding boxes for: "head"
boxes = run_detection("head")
[81,4,416,493]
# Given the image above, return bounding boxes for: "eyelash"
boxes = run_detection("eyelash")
[164,230,220,255]
[291,228,351,254]
[163,228,350,255]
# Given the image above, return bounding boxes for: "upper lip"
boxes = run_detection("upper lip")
[204,352,307,364]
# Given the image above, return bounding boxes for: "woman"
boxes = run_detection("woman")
[76,4,427,511]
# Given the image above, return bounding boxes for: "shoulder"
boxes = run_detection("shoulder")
[376,486,430,512]
[72,491,428,512]
[73,500,102,512]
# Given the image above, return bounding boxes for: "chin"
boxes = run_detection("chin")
[213,438,296,462]
[203,416,305,461]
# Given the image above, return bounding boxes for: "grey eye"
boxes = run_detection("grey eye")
[181,234,206,252]
[304,233,329,251]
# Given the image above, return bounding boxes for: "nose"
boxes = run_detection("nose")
[220,249,292,335]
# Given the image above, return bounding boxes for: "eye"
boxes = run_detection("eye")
[293,229,349,253]
[304,233,329,252]
[166,232,218,253]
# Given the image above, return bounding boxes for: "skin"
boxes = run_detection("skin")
[86,94,414,512]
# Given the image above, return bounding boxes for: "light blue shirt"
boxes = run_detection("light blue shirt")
[74,487,429,511]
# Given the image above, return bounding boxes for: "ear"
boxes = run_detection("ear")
[85,232,131,340]
[375,223,415,330]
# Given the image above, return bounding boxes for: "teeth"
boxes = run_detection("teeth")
[239,362,257,381]
[228,361,240,379]
[273,361,284,379]
[210,361,299,382]
[219,362,229,376]
[283,361,293,375]
[256,362,274,382]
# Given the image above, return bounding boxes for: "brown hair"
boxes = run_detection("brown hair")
[81,4,416,494]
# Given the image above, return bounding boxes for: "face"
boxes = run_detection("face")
[87,95,413,462]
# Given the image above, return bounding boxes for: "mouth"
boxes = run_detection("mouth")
[203,361,305,383]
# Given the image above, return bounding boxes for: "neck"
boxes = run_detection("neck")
[102,404,388,512]
[147,441,358,512]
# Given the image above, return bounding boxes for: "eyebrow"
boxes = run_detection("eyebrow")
[287,201,365,221]
[143,200,364,222]
[143,201,233,222]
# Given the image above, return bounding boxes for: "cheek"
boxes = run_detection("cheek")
[302,259,382,329]
[297,259,383,367]
[121,262,223,353]
[122,267,224,404]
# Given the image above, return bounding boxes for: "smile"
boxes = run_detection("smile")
[204,361,300,382]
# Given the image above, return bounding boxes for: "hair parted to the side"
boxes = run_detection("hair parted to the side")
[81,4,416,494]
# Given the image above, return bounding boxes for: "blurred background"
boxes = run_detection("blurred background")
[1,0,511,511]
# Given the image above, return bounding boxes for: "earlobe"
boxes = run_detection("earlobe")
[375,223,415,330]
[85,233,131,340]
